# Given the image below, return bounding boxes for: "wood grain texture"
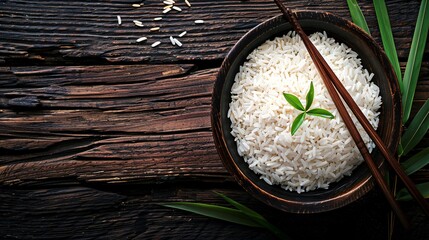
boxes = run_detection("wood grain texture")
[0,0,422,64]
[0,64,231,186]
[0,184,410,240]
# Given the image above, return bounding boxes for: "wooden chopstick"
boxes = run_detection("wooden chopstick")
[273,0,422,229]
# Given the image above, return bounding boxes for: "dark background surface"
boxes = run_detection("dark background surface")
[0,0,428,239]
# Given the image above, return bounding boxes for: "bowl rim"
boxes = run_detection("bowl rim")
[211,10,402,213]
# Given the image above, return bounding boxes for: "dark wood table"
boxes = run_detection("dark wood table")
[1,0,428,239]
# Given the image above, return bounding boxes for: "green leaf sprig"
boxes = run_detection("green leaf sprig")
[283,82,334,135]
[159,192,291,240]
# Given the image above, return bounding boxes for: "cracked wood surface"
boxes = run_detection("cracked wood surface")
[1,0,428,239]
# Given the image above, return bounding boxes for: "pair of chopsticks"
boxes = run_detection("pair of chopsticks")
[273,0,429,229]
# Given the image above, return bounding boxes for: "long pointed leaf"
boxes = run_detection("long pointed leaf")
[214,192,264,220]
[159,202,262,228]
[283,93,305,111]
[401,147,429,175]
[347,0,371,34]
[305,82,314,110]
[214,192,292,240]
[373,0,403,93]
[307,108,335,119]
[291,112,306,135]
[400,99,429,156]
[396,182,429,201]
[402,0,429,123]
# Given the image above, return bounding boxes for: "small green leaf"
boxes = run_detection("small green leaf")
[283,93,305,111]
[307,108,335,119]
[396,182,429,201]
[401,147,429,175]
[159,202,262,228]
[291,112,306,135]
[402,0,429,123]
[305,82,314,110]
[373,0,403,93]
[400,99,429,156]
[347,0,371,34]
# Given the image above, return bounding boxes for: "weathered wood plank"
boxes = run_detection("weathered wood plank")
[0,0,421,64]
[0,64,229,186]
[0,185,413,240]
[0,63,428,186]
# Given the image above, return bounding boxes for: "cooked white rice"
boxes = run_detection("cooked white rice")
[228,31,382,193]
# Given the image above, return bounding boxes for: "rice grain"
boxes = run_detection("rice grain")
[173,37,182,47]
[169,36,176,45]
[136,37,147,42]
[133,20,144,27]
[173,6,182,12]
[163,8,172,14]
[151,41,161,47]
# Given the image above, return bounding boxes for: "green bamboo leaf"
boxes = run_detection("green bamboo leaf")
[291,112,306,135]
[373,0,403,93]
[396,182,429,201]
[214,192,292,240]
[283,93,305,111]
[305,82,314,110]
[401,147,429,175]
[402,0,429,123]
[347,0,371,34]
[400,99,429,156]
[159,202,262,228]
[307,108,335,119]
[214,192,264,220]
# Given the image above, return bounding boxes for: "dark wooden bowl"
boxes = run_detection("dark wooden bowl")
[211,11,402,213]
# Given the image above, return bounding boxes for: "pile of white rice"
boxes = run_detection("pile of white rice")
[228,31,382,193]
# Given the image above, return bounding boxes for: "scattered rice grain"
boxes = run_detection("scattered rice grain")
[169,36,175,45]
[132,4,141,8]
[136,37,147,42]
[133,20,144,27]
[150,27,160,32]
[117,15,122,25]
[151,41,161,47]
[178,31,187,37]
[173,37,182,47]
[163,8,172,14]
[173,6,182,12]
[194,20,204,24]
[154,17,163,21]
[185,0,191,7]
